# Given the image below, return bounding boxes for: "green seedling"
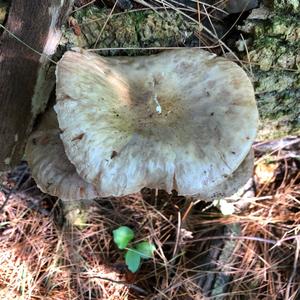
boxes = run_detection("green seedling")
[136,241,156,259]
[113,226,134,249]
[125,249,141,273]
[113,226,156,272]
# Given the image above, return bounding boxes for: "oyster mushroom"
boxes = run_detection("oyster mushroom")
[54,48,258,198]
[25,109,100,200]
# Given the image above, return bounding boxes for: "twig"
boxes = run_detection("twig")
[71,0,96,13]
[87,45,220,51]
[253,136,300,153]
[172,211,181,257]
[285,234,300,300]
[189,235,278,245]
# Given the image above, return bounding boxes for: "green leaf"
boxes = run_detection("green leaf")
[113,226,135,249]
[136,241,156,259]
[125,249,141,273]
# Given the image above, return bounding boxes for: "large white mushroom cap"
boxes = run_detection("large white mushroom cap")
[54,49,258,198]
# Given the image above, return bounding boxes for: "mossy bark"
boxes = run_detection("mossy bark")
[239,0,300,140]
[61,6,199,55]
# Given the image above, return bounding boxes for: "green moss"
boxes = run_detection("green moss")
[61,6,198,56]
[252,40,299,71]
[133,10,148,24]
[255,69,300,92]
[273,0,300,13]
[253,68,300,140]
[240,5,300,139]
[62,8,138,55]
[135,11,197,49]
[249,37,299,71]
[242,14,300,71]
[253,15,300,42]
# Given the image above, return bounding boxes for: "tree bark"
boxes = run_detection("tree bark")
[0,0,74,170]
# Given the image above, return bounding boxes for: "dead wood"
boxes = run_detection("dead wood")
[0,0,74,170]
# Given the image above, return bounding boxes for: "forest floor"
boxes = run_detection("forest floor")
[0,137,299,299]
[0,0,300,299]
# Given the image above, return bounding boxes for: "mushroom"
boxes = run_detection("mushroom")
[25,108,100,200]
[26,108,254,201]
[52,48,258,199]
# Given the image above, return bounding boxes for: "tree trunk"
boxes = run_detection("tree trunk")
[239,1,300,140]
[0,0,74,170]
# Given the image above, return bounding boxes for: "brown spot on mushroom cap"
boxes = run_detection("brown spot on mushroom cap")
[55,49,258,198]
[71,133,85,142]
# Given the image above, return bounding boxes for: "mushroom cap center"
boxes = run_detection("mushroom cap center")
[127,81,185,135]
